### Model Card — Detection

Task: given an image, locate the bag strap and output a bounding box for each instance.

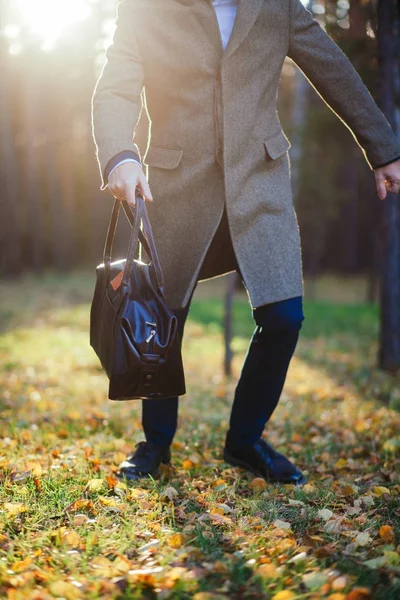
[103,197,151,267]
[103,192,165,292]
[124,195,165,290]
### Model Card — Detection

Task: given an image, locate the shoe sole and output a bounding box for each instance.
[116,460,171,482]
[223,449,307,486]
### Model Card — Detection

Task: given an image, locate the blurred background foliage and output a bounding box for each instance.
[0,0,399,368]
[0,0,393,293]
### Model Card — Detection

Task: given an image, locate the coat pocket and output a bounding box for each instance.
[144,145,184,169]
[264,130,291,160]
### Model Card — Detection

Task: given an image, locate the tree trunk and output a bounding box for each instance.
[377,0,400,372]
[223,272,237,377]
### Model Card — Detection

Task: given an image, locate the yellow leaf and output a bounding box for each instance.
[379,525,394,542]
[182,460,195,470]
[213,478,227,488]
[49,580,83,600]
[11,557,32,573]
[210,506,225,515]
[98,496,118,507]
[256,563,279,578]
[334,458,348,469]
[86,479,105,492]
[113,556,132,573]
[271,591,295,600]
[373,486,390,497]
[327,594,346,600]
[25,461,43,477]
[302,483,316,494]
[61,530,82,548]
[4,503,28,518]
[167,533,185,548]
[249,477,268,492]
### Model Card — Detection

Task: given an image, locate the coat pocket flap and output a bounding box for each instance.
[264,130,291,160]
[144,145,184,169]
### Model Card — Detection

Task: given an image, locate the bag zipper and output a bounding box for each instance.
[145,321,157,353]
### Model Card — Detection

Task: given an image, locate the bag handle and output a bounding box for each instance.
[103,192,164,292]
[104,195,150,267]
[123,194,165,291]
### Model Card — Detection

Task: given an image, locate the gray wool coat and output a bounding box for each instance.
[91,0,400,310]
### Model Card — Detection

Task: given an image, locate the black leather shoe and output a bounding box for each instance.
[116,440,171,481]
[223,437,306,486]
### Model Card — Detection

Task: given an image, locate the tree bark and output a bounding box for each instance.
[377,0,400,372]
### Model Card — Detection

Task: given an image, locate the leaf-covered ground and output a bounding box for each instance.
[0,271,399,600]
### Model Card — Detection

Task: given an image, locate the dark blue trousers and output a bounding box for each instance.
[142,207,305,448]
[142,288,304,449]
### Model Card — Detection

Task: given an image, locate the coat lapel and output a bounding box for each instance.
[177,0,265,61]
[222,0,265,60]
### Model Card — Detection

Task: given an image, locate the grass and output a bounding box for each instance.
[0,269,399,600]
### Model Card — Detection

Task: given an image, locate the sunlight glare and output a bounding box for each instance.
[15,0,91,50]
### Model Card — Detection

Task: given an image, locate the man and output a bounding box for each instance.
[91,0,400,485]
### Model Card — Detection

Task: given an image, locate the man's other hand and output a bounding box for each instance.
[374,158,400,200]
[108,161,153,206]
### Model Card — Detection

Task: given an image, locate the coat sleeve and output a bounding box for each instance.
[286,0,400,170]
[91,0,144,190]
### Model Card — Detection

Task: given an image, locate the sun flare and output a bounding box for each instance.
[14,0,92,50]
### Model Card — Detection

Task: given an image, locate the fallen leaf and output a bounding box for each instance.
[249,477,268,492]
[167,533,185,548]
[4,503,28,518]
[372,486,390,497]
[302,571,328,590]
[49,580,83,600]
[256,563,280,577]
[346,587,371,600]
[355,532,371,547]
[273,519,292,530]
[271,591,296,600]
[379,525,394,543]
[160,486,179,501]
[318,509,333,521]
[85,479,105,492]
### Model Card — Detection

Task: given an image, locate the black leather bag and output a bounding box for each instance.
[89,192,186,400]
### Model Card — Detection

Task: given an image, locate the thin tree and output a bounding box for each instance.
[377,0,400,372]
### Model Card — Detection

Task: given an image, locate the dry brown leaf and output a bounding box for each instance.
[256,563,279,578]
[379,524,394,542]
[25,461,43,477]
[49,580,83,600]
[346,587,371,600]
[249,477,268,492]
[209,513,233,526]
[61,530,82,548]
[65,499,95,513]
